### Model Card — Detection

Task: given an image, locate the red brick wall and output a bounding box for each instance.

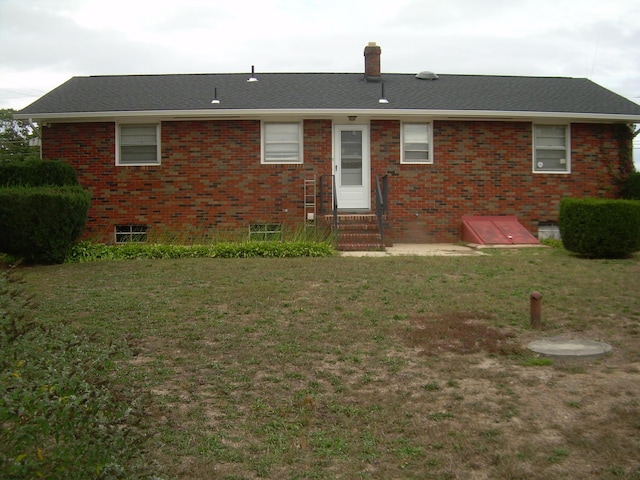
[42,119,332,243]
[42,118,623,244]
[371,120,623,242]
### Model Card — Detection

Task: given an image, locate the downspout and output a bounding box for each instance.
[28,118,42,159]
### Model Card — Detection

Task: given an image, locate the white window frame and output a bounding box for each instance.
[115,224,148,243]
[533,124,570,174]
[401,122,433,164]
[261,122,303,164]
[116,123,161,166]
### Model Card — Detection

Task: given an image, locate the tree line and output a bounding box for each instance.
[0,108,40,162]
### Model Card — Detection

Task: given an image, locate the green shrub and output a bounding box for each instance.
[559,197,640,258]
[67,240,336,262]
[0,187,91,264]
[621,171,640,200]
[540,238,564,249]
[0,159,78,187]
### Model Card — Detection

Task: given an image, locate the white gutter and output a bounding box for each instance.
[14,108,640,123]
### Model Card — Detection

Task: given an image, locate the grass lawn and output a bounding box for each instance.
[15,247,640,479]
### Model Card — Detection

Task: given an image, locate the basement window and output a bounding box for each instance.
[115,224,148,243]
[249,223,283,241]
[537,222,561,240]
[117,124,161,166]
[533,125,570,173]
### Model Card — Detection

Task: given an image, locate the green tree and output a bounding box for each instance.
[0,108,40,162]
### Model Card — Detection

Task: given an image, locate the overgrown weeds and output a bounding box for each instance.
[0,272,153,479]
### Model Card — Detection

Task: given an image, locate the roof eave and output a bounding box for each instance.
[14,108,640,123]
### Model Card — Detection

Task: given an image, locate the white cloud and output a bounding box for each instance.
[1,0,639,109]
[1,0,639,167]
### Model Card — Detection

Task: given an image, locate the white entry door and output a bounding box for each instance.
[334,125,370,210]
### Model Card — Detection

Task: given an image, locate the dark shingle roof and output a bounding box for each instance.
[17,72,640,119]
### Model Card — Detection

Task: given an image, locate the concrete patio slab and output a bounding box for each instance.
[340,243,485,257]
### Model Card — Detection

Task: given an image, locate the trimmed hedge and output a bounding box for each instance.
[0,186,91,264]
[0,159,78,187]
[621,171,640,200]
[559,197,640,258]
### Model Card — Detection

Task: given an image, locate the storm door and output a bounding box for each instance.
[334,125,370,210]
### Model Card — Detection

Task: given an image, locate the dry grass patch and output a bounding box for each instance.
[14,249,640,479]
[402,311,524,356]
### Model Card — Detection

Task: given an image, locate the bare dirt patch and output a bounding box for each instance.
[403,312,524,356]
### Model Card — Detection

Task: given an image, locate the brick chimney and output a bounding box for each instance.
[364,42,381,82]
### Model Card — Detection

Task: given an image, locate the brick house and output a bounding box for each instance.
[15,43,640,248]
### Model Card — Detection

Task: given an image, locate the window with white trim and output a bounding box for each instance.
[117,124,160,166]
[533,124,570,173]
[115,225,148,243]
[262,122,302,163]
[249,223,283,241]
[401,123,432,164]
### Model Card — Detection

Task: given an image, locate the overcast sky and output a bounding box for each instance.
[2,0,640,163]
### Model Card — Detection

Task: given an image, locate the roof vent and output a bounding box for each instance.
[416,71,439,81]
[247,65,258,82]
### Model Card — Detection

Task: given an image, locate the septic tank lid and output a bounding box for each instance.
[527,338,612,359]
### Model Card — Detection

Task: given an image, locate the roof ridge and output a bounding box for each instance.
[82,71,583,80]
[77,71,592,82]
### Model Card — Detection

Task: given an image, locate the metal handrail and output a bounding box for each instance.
[319,174,338,230]
[375,175,388,246]
[331,174,338,230]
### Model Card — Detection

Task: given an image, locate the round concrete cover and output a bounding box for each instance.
[528,338,612,358]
